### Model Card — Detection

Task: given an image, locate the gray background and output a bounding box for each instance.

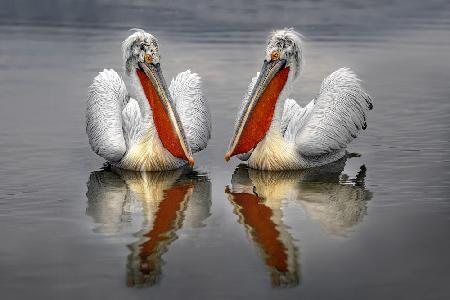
[0,0,449,299]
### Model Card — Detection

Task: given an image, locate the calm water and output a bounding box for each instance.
[1,1,449,299]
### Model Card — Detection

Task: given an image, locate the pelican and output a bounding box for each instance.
[225,28,373,171]
[86,29,211,171]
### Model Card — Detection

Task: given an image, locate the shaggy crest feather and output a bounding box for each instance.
[266,28,304,78]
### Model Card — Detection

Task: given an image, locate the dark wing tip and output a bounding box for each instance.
[366,97,373,110]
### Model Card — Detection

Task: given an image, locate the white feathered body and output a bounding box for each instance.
[86,69,211,171]
[238,68,373,171]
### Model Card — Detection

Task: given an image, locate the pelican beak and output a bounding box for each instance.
[137,61,194,166]
[225,59,289,160]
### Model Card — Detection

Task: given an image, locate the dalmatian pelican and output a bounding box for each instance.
[86,29,211,171]
[225,28,373,171]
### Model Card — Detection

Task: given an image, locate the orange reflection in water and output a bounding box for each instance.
[229,191,288,273]
[127,184,193,287]
[138,185,192,275]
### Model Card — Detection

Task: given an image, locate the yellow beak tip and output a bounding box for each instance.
[188,157,195,167]
[224,152,231,162]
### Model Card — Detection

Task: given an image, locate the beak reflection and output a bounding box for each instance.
[225,158,371,287]
[86,165,211,287]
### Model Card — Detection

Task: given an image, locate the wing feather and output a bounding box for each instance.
[86,69,128,162]
[122,98,145,148]
[169,70,211,153]
[294,68,373,156]
[281,98,314,143]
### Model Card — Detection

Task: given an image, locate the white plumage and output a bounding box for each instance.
[230,29,373,170]
[86,69,128,162]
[289,68,372,157]
[86,30,211,171]
[169,70,211,153]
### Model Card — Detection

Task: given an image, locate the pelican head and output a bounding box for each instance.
[225,28,303,161]
[122,29,194,167]
[264,28,303,79]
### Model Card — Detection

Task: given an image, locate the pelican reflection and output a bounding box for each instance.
[86,166,211,287]
[226,158,371,287]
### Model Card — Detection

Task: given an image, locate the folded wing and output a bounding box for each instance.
[169,70,211,153]
[86,69,128,162]
[293,68,373,156]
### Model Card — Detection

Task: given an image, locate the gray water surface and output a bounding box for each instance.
[1,1,450,299]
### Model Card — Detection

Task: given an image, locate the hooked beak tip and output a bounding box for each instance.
[188,157,195,167]
[224,152,231,162]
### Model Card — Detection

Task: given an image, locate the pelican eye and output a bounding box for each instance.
[271,51,280,61]
[144,53,153,64]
